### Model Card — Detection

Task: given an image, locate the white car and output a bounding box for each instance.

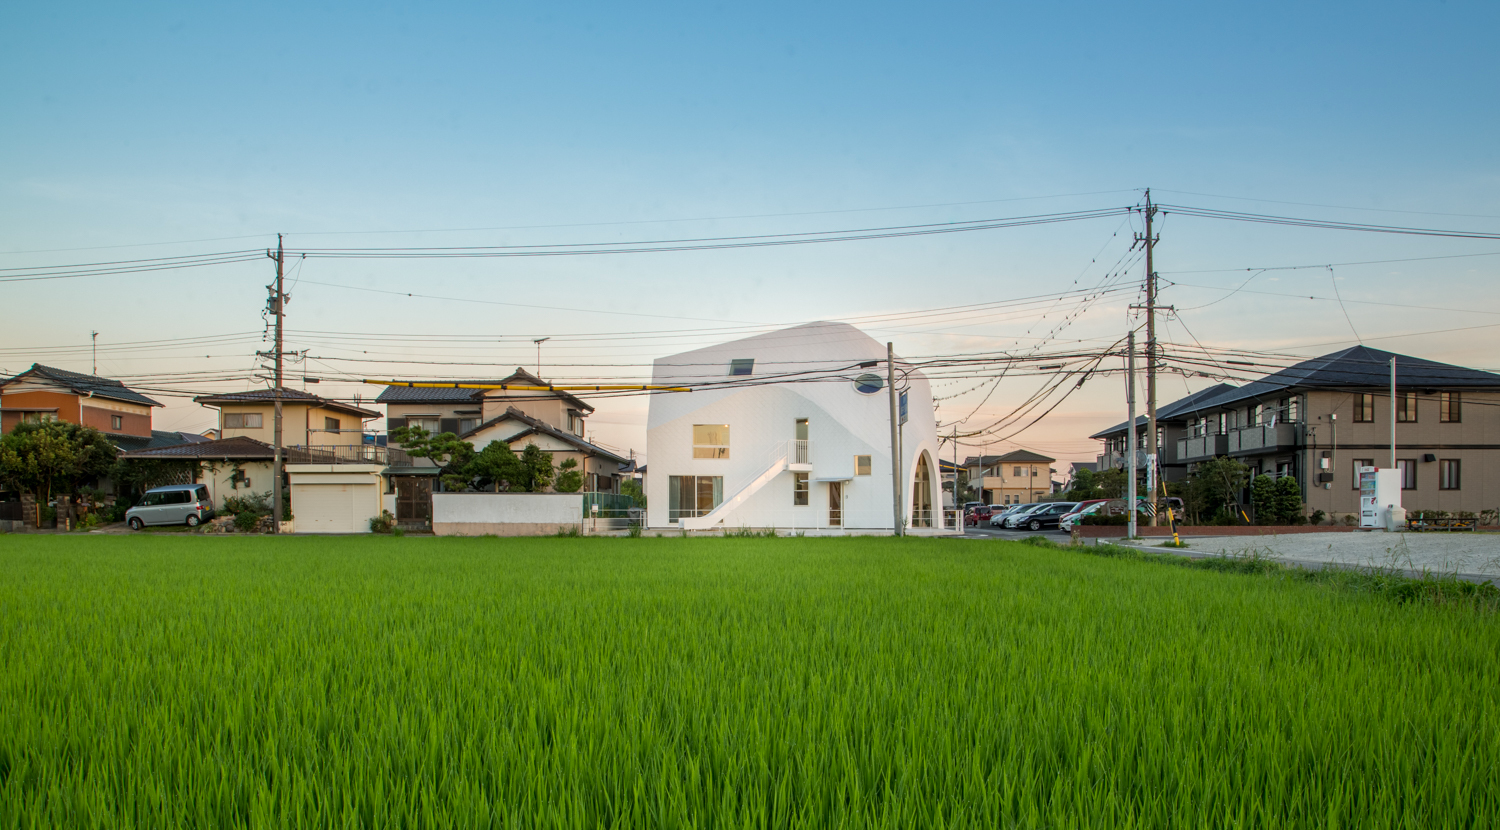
[1057,502,1106,532]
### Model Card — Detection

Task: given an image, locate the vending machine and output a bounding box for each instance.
[1358,466,1402,529]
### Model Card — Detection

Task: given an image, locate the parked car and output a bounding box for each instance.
[126,484,215,530]
[987,504,1029,527]
[1008,501,1078,531]
[1000,502,1051,529]
[1058,501,1110,532]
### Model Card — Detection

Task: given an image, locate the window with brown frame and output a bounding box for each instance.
[1440,392,1461,423]
[1439,459,1461,490]
[1353,394,1374,423]
[1396,391,1417,423]
[1396,459,1416,490]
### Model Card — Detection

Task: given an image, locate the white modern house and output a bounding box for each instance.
[645,321,946,533]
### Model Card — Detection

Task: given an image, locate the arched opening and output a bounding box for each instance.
[911,451,934,528]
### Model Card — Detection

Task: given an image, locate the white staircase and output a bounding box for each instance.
[680,440,807,529]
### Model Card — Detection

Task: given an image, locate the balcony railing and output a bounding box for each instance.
[1177,433,1229,462]
[286,444,413,466]
[1227,423,1300,456]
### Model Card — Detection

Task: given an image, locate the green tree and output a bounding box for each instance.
[553,458,584,493]
[620,478,646,507]
[1272,475,1305,525]
[390,425,476,492]
[466,440,526,492]
[1250,474,1278,525]
[1095,467,1127,499]
[1065,467,1103,501]
[0,420,118,511]
[1183,456,1249,524]
[517,443,556,492]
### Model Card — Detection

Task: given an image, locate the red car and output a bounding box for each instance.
[965,505,996,526]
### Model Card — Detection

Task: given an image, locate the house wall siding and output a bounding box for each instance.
[1,390,80,432]
[81,404,152,437]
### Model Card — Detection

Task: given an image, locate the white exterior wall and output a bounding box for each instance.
[432,493,582,536]
[645,322,943,531]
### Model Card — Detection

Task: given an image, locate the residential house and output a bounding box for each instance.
[645,321,944,532]
[193,388,380,449]
[118,436,281,506]
[461,406,630,493]
[1089,383,1237,483]
[1,363,162,444]
[378,368,594,439]
[961,450,1056,505]
[1132,346,1500,519]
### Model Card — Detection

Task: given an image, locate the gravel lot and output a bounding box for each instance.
[1137,531,1500,581]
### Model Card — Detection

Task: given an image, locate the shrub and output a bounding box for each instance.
[369,510,396,534]
[233,512,260,532]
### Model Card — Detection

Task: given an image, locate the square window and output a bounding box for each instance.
[325,416,340,431]
[692,424,730,459]
[728,359,755,377]
[854,455,872,476]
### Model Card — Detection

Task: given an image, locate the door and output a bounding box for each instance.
[828,481,843,527]
[396,477,433,523]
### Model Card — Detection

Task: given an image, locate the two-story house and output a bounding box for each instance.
[377,368,594,439]
[961,450,1056,506]
[1,363,162,440]
[1157,346,1500,519]
[1089,383,1236,483]
[193,388,381,450]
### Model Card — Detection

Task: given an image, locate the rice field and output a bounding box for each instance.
[0,535,1496,828]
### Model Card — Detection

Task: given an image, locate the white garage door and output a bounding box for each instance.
[295,483,377,533]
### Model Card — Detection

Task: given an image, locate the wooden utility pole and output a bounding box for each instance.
[888,342,903,536]
[1139,191,1160,525]
[270,235,285,534]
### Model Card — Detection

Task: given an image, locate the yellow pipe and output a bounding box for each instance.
[362,380,691,392]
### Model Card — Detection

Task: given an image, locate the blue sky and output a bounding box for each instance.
[3,1,1497,463]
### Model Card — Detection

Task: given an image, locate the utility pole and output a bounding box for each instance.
[90,331,99,375]
[888,342,903,536]
[1141,190,1160,525]
[270,235,286,535]
[1126,330,1138,539]
[952,425,959,530]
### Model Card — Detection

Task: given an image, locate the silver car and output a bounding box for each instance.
[126,484,216,530]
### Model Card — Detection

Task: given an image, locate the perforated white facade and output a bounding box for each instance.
[645,322,944,533]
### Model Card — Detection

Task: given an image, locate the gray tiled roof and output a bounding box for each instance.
[1174,346,1500,414]
[459,406,629,464]
[112,430,213,454]
[1088,383,1237,439]
[120,436,277,460]
[2,364,163,407]
[373,368,595,412]
[193,387,381,419]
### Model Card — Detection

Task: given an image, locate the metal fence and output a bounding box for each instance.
[287,444,413,466]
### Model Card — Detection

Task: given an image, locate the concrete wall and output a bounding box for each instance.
[432,492,582,536]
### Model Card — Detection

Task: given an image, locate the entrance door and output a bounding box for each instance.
[396,477,433,523]
[828,481,843,527]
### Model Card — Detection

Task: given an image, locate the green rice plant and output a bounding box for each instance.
[0,535,1496,827]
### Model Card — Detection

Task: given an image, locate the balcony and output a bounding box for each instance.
[1177,433,1229,462]
[286,444,413,466]
[1227,424,1300,456]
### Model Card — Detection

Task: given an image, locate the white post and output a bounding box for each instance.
[1126,331,1138,539]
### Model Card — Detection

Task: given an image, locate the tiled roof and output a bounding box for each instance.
[1088,383,1238,439]
[120,436,278,460]
[460,406,629,464]
[112,430,207,454]
[1174,346,1500,414]
[961,449,1056,466]
[373,368,595,412]
[1,364,163,407]
[193,387,381,419]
